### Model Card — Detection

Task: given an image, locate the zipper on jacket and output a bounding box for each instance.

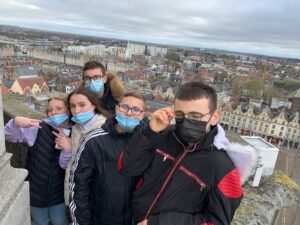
[156,149,175,162]
[179,166,206,190]
[144,150,188,220]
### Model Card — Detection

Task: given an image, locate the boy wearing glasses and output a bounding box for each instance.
[120,81,256,225]
[82,60,125,114]
[69,90,146,225]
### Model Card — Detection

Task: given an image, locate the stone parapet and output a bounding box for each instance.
[0,92,31,225]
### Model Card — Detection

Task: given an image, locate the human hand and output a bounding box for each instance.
[53,128,72,150]
[149,107,174,133]
[13,116,41,128]
[137,219,148,225]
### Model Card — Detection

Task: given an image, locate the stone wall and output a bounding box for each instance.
[0,92,31,225]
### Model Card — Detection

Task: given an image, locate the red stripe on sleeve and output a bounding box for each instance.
[217,168,243,198]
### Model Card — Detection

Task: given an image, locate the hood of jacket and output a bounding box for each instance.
[206,124,258,185]
[106,72,125,102]
[225,142,258,185]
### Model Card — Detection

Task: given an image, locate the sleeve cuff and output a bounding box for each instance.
[9,119,20,129]
[61,149,72,156]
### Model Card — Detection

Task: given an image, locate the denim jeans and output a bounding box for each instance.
[30,203,68,225]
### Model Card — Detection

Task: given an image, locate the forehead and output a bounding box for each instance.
[48,99,66,107]
[174,98,210,113]
[83,68,103,76]
[120,96,144,108]
[69,94,90,104]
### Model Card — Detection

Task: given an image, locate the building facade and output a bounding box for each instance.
[221,104,300,149]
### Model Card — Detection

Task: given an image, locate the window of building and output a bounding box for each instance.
[279,132,282,136]
[281,127,284,130]
[271,130,274,134]
[272,125,276,129]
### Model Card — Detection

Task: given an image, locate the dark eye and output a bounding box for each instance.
[120,104,129,111]
[132,106,142,114]
[189,113,203,120]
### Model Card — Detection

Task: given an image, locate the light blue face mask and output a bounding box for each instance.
[71,110,94,125]
[115,113,141,132]
[85,79,104,93]
[46,114,69,127]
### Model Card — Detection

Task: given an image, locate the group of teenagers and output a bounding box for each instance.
[5,60,257,225]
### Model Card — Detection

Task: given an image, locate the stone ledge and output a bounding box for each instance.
[2,93,44,120]
[232,171,300,225]
[0,153,28,215]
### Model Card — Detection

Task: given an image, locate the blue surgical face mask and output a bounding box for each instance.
[46,114,69,127]
[85,80,104,93]
[115,113,141,132]
[71,110,94,125]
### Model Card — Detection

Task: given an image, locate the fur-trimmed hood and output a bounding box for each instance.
[225,142,258,185]
[106,72,125,102]
[215,125,258,185]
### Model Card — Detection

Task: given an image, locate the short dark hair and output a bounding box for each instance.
[83,61,106,75]
[175,81,217,111]
[67,87,110,117]
[119,90,145,107]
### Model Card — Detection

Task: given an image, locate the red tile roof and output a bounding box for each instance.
[15,76,47,90]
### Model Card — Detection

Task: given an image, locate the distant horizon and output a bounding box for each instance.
[0,0,300,60]
[1,23,299,61]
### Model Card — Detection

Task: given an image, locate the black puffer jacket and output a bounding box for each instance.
[120,125,243,225]
[27,121,65,207]
[69,117,142,225]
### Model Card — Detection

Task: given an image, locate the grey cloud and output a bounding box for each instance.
[0,0,300,58]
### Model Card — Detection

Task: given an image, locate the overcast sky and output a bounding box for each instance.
[1,0,300,59]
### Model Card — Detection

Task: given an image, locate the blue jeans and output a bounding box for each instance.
[30,203,68,225]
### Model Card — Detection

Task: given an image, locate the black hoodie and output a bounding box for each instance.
[69,116,143,225]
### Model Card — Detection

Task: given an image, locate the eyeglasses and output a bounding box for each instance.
[175,110,213,121]
[118,104,144,115]
[84,75,105,83]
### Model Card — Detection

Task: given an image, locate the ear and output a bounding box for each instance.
[102,75,108,84]
[210,110,221,126]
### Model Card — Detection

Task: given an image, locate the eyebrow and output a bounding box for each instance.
[70,101,86,105]
[175,110,203,114]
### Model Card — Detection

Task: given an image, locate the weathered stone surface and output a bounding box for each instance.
[2,93,44,120]
[0,92,31,225]
[232,171,300,225]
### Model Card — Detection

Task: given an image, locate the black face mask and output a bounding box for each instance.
[175,118,208,144]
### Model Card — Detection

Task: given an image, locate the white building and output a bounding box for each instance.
[147,45,167,57]
[271,97,292,109]
[106,46,126,58]
[126,42,146,57]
